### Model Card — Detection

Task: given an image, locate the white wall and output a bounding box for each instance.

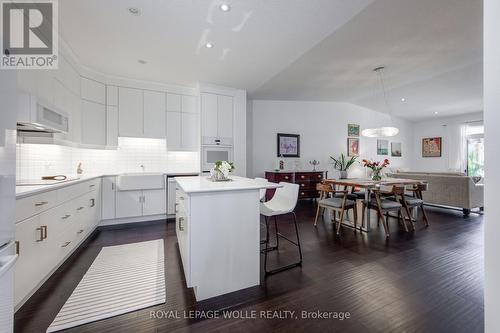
[411,112,483,172]
[249,100,414,178]
[484,0,500,331]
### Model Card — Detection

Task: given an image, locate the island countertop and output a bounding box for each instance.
[175,175,281,194]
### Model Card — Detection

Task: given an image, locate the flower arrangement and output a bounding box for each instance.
[210,161,235,181]
[362,158,390,181]
[330,153,357,179]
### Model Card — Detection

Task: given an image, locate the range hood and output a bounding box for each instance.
[16,94,69,134]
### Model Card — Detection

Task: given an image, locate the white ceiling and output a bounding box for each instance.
[59,0,373,90]
[59,0,483,121]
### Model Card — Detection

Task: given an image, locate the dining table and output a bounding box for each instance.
[323,177,426,232]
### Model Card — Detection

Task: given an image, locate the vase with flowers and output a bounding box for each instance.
[362,158,390,181]
[210,161,235,181]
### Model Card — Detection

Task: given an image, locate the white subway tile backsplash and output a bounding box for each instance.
[16,137,200,180]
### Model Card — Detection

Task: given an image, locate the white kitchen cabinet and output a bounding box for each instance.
[182,112,199,149]
[201,93,218,139]
[81,100,106,146]
[201,93,233,146]
[143,90,166,138]
[167,94,199,151]
[166,111,182,148]
[143,189,166,216]
[101,176,116,220]
[116,190,143,218]
[167,93,181,112]
[217,95,233,142]
[118,87,143,137]
[182,95,197,114]
[14,215,43,306]
[106,105,118,148]
[81,77,105,104]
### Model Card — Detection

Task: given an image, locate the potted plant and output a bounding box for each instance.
[362,158,390,181]
[330,153,357,179]
[210,161,235,181]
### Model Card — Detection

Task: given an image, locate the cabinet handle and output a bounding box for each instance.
[62,214,71,219]
[301,175,305,179]
[143,195,146,203]
[36,227,44,242]
[284,176,289,180]
[111,183,115,190]
[42,225,48,239]
[61,241,71,248]
[175,203,178,213]
[301,184,305,187]
[77,229,84,234]
[35,201,48,207]
[15,241,20,255]
[77,206,84,211]
[179,217,184,231]
[179,196,185,201]
[90,198,95,207]
[89,184,95,188]
[301,192,305,196]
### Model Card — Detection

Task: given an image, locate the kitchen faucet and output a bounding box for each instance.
[140,164,145,172]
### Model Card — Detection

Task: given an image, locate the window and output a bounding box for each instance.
[466,123,484,177]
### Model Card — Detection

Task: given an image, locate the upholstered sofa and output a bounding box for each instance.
[387,172,484,216]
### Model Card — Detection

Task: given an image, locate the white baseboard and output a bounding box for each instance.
[99,214,168,226]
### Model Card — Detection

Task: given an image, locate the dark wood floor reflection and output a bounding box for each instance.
[14,202,484,333]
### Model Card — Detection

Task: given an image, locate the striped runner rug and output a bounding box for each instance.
[47,239,165,332]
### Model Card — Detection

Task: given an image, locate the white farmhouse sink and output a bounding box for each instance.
[117,173,165,191]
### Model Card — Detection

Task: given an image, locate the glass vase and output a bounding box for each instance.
[371,169,382,181]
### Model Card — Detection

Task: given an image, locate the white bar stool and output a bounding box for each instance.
[254,177,269,202]
[260,182,302,276]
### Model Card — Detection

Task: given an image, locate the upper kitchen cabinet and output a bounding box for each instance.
[81,100,106,146]
[143,90,166,138]
[118,87,143,138]
[118,88,166,139]
[80,76,106,147]
[81,77,106,104]
[105,86,119,148]
[166,94,199,151]
[201,93,233,146]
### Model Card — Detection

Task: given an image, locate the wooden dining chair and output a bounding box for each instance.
[397,183,429,229]
[363,185,411,238]
[314,182,357,235]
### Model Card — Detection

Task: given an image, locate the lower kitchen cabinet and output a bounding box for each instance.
[116,191,143,218]
[115,189,166,218]
[14,179,101,308]
[143,189,166,216]
[101,176,116,220]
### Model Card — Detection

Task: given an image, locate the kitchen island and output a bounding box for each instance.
[175,176,280,301]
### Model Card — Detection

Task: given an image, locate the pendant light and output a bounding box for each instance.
[361,66,400,138]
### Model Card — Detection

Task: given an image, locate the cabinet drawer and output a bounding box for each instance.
[16,190,59,222]
[311,173,324,181]
[298,190,318,198]
[275,173,293,182]
[297,181,315,190]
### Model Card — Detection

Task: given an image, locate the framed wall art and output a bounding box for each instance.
[422,137,442,157]
[347,138,359,156]
[277,133,300,157]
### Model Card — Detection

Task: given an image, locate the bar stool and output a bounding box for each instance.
[254,177,269,202]
[260,182,302,276]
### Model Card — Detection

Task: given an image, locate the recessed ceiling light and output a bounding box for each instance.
[219,3,231,12]
[434,111,439,115]
[205,42,214,48]
[401,98,406,102]
[128,7,141,16]
[138,59,147,64]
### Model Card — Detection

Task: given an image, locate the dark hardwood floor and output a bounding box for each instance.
[14,202,484,333]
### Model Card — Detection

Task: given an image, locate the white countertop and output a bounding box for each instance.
[16,172,199,199]
[175,176,281,194]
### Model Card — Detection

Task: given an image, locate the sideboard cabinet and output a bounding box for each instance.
[264,171,327,201]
